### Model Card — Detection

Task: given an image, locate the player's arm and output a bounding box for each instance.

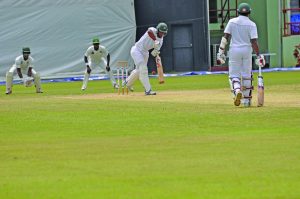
[219,33,230,52]
[149,29,161,50]
[27,58,34,77]
[106,53,110,72]
[251,39,260,55]
[27,67,32,77]
[84,55,91,74]
[148,29,156,41]
[250,24,265,67]
[251,39,265,67]
[217,33,230,64]
[148,29,161,57]
[84,55,88,64]
[252,39,265,67]
[17,68,23,78]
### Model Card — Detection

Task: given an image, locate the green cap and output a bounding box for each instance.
[238,3,251,14]
[92,37,100,44]
[157,22,168,34]
[22,47,31,54]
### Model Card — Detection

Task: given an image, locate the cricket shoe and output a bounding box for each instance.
[145,90,156,95]
[234,91,242,106]
[122,81,134,92]
[127,86,134,92]
[242,99,251,107]
[114,83,119,89]
[127,85,134,92]
[5,90,12,95]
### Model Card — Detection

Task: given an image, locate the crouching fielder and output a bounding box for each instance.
[6,47,42,94]
[217,3,265,107]
[81,37,118,90]
[125,22,168,95]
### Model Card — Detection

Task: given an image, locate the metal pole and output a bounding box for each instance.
[279,0,284,67]
[236,0,238,16]
[207,0,212,70]
[227,0,230,19]
[220,0,224,28]
[283,0,287,36]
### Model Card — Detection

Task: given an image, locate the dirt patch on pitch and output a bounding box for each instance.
[60,90,229,104]
[58,89,300,107]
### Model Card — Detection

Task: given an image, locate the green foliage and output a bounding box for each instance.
[0,71,300,199]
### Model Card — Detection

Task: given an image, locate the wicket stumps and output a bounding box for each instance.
[116,61,129,95]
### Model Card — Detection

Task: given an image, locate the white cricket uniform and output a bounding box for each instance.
[225,15,258,77]
[82,45,116,89]
[126,27,164,92]
[224,15,258,105]
[8,55,36,74]
[6,55,42,93]
[85,45,108,67]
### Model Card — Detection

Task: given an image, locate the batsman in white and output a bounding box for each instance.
[81,37,118,90]
[5,47,43,94]
[124,22,168,95]
[217,3,265,107]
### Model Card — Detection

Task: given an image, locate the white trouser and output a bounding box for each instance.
[6,65,42,93]
[126,46,151,92]
[228,46,252,78]
[82,58,116,89]
[228,46,253,104]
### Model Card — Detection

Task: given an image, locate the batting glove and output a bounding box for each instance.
[255,55,265,67]
[151,49,160,57]
[106,66,110,72]
[217,52,226,65]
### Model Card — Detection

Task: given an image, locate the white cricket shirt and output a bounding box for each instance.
[15,55,34,70]
[224,15,258,48]
[135,27,164,53]
[85,45,108,64]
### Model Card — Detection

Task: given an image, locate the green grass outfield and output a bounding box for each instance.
[0,71,300,199]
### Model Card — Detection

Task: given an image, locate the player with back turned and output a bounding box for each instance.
[217,3,265,107]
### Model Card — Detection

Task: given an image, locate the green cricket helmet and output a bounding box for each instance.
[156,22,168,35]
[238,3,251,14]
[92,37,100,44]
[22,47,31,54]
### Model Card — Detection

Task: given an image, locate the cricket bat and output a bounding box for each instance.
[257,65,264,107]
[155,55,165,84]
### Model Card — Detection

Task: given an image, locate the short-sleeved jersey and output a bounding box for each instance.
[135,27,164,53]
[85,45,108,64]
[15,55,34,70]
[224,15,258,48]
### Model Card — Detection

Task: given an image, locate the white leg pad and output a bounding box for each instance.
[6,72,13,93]
[139,65,151,92]
[82,72,90,90]
[229,77,241,96]
[126,69,139,87]
[241,75,253,106]
[33,72,42,92]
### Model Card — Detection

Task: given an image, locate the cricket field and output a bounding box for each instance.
[0,71,299,199]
